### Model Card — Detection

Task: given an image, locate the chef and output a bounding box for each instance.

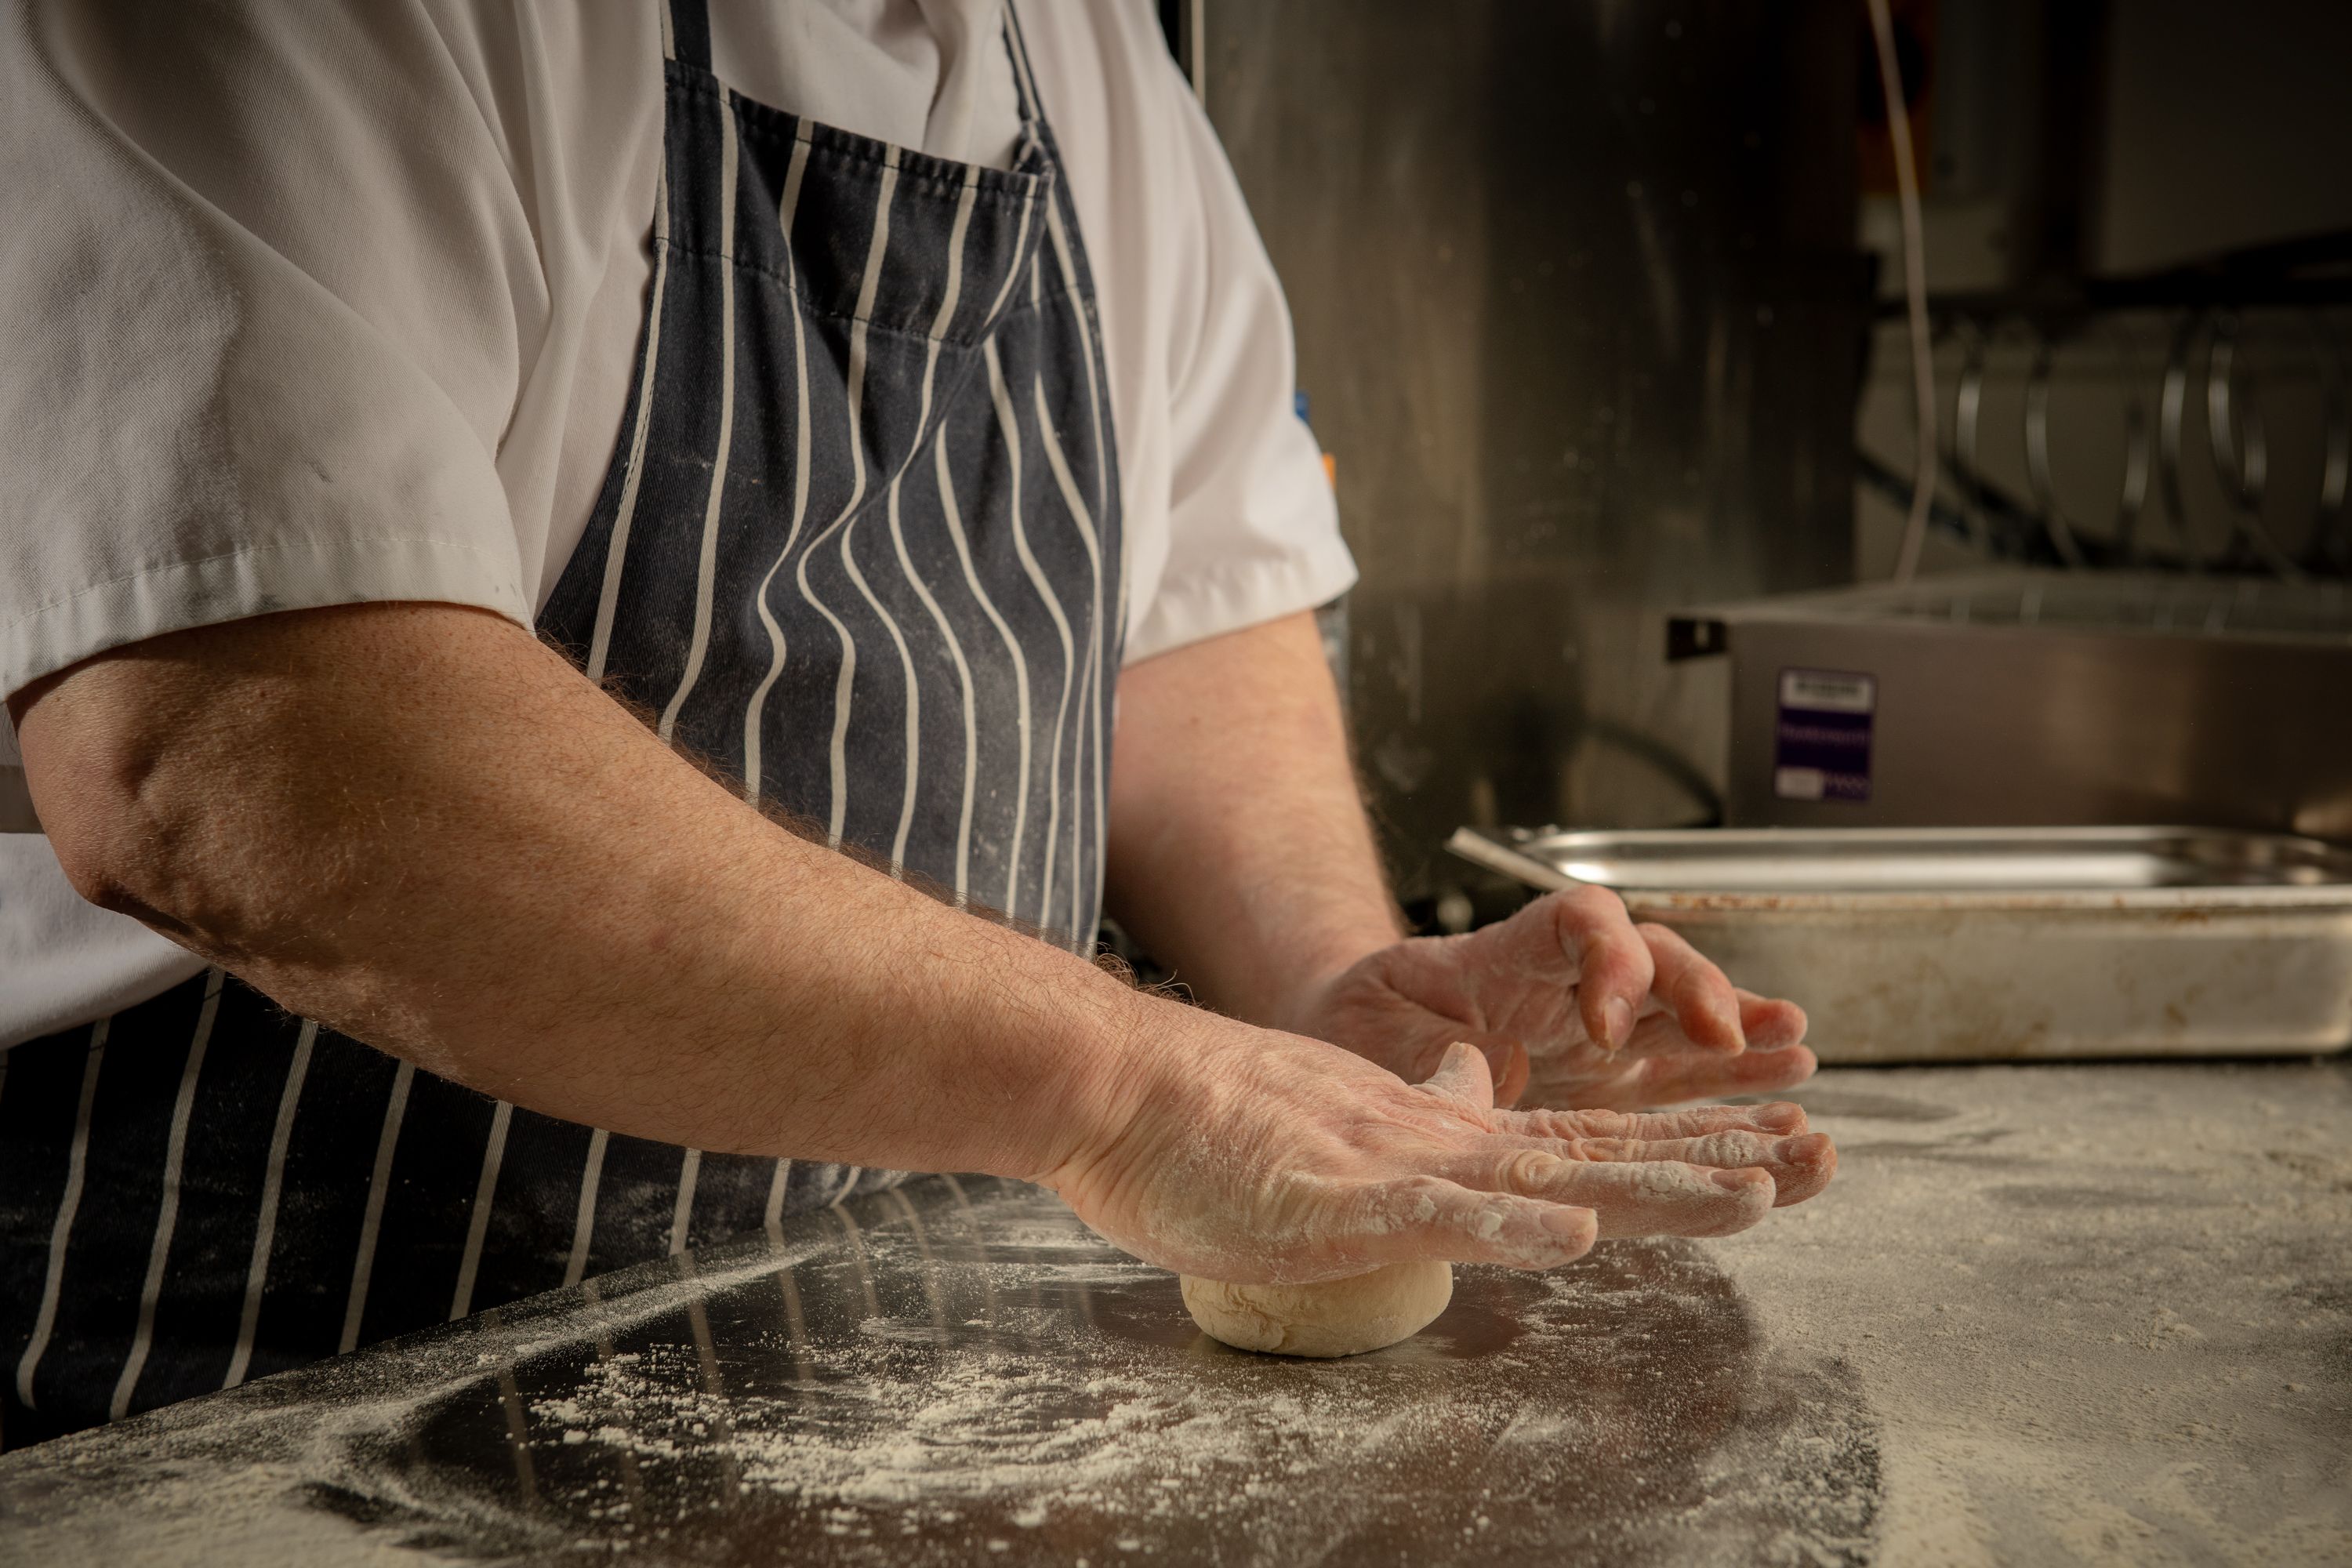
[0,0,1833,1446]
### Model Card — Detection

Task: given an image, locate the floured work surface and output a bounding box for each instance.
[2,1058,2348,1566]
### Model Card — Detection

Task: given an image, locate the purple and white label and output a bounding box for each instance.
[1773,668,1875,803]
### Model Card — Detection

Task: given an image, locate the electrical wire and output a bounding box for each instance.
[1867,0,1936,583]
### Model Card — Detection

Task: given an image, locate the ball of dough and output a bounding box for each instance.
[1180,1261,1454,1358]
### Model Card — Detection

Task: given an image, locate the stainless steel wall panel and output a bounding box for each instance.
[1203,2,1867,895]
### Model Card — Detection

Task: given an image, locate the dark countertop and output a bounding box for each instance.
[2,1058,2347,1566]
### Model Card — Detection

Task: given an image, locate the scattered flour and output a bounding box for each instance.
[1,1061,2346,1566]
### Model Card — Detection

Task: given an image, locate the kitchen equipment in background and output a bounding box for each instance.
[1450,823,2352,1062]
[1667,568,2352,836]
[1857,246,2352,578]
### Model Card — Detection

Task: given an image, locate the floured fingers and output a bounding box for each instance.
[1560,1128,1835,1207]
[1619,986,1808,1058]
[1510,1099,1810,1142]
[1431,1145,1776,1240]
[1634,922,1747,1052]
[1325,1174,1600,1274]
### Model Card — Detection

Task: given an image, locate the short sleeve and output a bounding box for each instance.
[1120,53,1356,665]
[0,2,544,708]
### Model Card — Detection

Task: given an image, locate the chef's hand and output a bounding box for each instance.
[1278,886,1822,1113]
[1047,1014,1833,1287]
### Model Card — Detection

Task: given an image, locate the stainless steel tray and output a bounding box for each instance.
[1449,825,2352,1062]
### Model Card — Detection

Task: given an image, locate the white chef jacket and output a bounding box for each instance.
[0,0,1355,1046]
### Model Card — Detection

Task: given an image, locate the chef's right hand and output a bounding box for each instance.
[1041,1004,1833,1287]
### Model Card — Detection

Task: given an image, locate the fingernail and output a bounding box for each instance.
[1603,998,1634,1047]
[1711,1169,1765,1193]
[1711,995,1746,1047]
[1754,1104,1806,1133]
[1541,1207,1594,1237]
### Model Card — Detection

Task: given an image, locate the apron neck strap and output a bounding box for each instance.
[1001,1,1044,129]
[663,0,713,72]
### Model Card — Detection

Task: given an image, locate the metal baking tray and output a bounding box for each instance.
[1448,825,2352,1062]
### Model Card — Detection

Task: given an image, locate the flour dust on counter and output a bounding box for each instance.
[0,1234,851,1568]
[0,1171,1883,1566]
[1706,1060,2352,1566]
[3,1061,2346,1566]
[373,1181,1878,1566]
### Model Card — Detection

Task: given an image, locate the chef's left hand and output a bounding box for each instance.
[1282,886,1819,1112]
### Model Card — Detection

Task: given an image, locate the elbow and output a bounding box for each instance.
[13,662,208,938]
[38,783,163,926]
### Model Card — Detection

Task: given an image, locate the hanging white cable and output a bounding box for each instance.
[1867,0,1936,583]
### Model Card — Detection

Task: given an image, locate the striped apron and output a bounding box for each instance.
[0,0,1122,1450]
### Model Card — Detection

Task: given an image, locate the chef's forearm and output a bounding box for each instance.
[1103,610,1402,1029]
[13,601,1156,1182]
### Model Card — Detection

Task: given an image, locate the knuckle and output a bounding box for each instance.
[1269,1171,1343,1229]
[1501,1149,1566,1188]
[1465,1193,1525,1241]
[1563,885,1628,920]
[1695,1132,1766,1167]
[1367,1175,1451,1229]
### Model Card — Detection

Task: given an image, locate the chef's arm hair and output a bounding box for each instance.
[1103,608,1403,1032]
[11,601,1172,1181]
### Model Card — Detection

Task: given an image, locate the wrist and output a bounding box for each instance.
[1258,920,1397,1036]
[1022,978,1242,1213]
[1000,966,1180,1189]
